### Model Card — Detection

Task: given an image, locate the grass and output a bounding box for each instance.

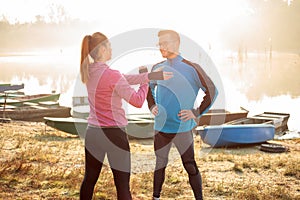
[0,121,300,199]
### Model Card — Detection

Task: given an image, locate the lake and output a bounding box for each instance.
[1,49,299,131]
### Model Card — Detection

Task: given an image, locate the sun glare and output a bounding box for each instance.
[1,0,251,25]
[0,0,253,51]
[195,0,252,45]
[0,0,49,23]
[201,0,251,23]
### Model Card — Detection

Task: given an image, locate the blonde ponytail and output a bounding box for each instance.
[80,32,108,84]
[80,35,91,83]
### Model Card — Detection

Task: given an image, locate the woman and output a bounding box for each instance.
[79,32,172,200]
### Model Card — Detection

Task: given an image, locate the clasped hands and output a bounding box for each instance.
[139,66,173,80]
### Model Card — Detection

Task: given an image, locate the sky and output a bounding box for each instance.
[0,0,251,23]
[0,0,255,49]
[0,0,295,50]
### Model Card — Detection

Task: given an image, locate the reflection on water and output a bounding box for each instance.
[0,51,77,105]
[1,51,299,131]
[218,51,300,100]
[215,51,300,131]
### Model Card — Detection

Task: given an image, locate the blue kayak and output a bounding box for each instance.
[197,124,275,147]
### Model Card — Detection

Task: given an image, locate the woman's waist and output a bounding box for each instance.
[88,114,128,127]
[88,123,126,129]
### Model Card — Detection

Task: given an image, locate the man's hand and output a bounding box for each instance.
[178,110,196,121]
[151,105,159,116]
[162,71,173,80]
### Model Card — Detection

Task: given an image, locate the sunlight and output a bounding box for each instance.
[283,0,293,6]
[193,0,253,50]
[1,0,299,132]
[1,0,252,38]
[0,0,254,54]
[0,0,49,23]
[200,0,252,23]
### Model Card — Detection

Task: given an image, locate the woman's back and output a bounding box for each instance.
[86,62,148,127]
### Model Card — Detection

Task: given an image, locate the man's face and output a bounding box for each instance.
[158,34,179,59]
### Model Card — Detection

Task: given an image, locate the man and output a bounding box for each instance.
[147,30,218,200]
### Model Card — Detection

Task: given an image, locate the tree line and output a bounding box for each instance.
[0,0,299,53]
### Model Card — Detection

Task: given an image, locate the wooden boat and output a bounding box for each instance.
[224,112,290,134]
[0,117,11,123]
[44,108,248,139]
[0,83,24,92]
[72,96,89,106]
[44,117,87,138]
[0,93,60,106]
[196,112,289,147]
[70,106,249,126]
[70,95,249,128]
[124,114,154,139]
[71,96,89,118]
[48,95,156,138]
[0,90,25,100]
[247,112,290,133]
[71,105,89,119]
[44,113,155,139]
[0,104,71,122]
[198,108,249,126]
[70,96,249,126]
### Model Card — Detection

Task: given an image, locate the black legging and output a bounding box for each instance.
[153,131,203,200]
[80,126,132,200]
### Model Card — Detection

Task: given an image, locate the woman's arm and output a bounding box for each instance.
[123,73,149,85]
[114,72,148,108]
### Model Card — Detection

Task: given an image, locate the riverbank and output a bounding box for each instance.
[0,121,299,199]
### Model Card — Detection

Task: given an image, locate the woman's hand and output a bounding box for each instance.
[139,66,148,73]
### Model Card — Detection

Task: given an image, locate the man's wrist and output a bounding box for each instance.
[148,71,164,80]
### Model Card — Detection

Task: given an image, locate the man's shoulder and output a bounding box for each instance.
[181,59,207,75]
[181,58,201,69]
[151,60,165,71]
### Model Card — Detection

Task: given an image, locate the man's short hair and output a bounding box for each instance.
[158,30,180,42]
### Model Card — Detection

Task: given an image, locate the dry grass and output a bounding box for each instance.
[0,121,300,200]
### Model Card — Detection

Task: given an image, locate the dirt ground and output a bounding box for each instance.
[0,121,299,199]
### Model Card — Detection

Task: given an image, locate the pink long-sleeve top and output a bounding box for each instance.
[86,62,149,127]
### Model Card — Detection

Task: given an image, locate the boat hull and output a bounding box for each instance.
[1,106,71,122]
[70,106,249,127]
[0,83,24,93]
[198,124,275,147]
[198,109,248,126]
[43,117,154,139]
[0,93,60,106]
[44,109,249,139]
[44,117,87,138]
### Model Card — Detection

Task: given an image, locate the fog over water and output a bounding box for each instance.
[1,49,299,131]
